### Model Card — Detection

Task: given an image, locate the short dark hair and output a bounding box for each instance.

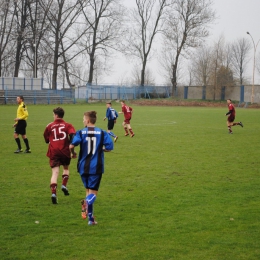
[227,99,232,101]
[18,95,24,101]
[84,110,97,124]
[53,107,65,118]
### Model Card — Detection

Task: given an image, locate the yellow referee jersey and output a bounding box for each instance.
[17,102,29,120]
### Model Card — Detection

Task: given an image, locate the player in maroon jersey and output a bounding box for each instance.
[43,107,76,204]
[118,100,135,137]
[225,99,243,134]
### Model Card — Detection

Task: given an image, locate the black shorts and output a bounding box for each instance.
[107,120,115,130]
[14,120,27,135]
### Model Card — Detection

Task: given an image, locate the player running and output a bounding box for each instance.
[70,111,113,225]
[103,101,119,142]
[118,100,135,137]
[43,107,76,204]
[225,99,243,134]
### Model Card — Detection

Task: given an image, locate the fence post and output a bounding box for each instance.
[202,86,206,100]
[240,85,244,103]
[184,86,188,99]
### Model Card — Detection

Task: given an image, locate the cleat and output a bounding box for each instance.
[114,136,118,143]
[51,194,58,204]
[14,149,23,153]
[124,133,129,136]
[24,149,31,153]
[81,199,87,219]
[229,132,233,134]
[131,133,135,138]
[88,219,98,225]
[61,185,69,196]
[239,122,243,127]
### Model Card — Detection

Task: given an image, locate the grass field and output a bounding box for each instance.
[0,102,260,260]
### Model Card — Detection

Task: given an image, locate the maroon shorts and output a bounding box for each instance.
[124,118,131,124]
[49,157,71,168]
[228,115,235,123]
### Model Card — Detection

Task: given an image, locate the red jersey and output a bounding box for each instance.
[43,119,76,159]
[228,103,235,117]
[121,104,132,120]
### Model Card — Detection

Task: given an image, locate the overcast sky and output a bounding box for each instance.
[104,0,260,85]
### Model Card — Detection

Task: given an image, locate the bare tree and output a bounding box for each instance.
[210,35,226,100]
[163,0,215,96]
[42,0,86,89]
[0,0,16,77]
[79,0,126,85]
[231,37,251,85]
[191,45,212,86]
[131,64,155,85]
[13,0,31,77]
[256,52,260,77]
[126,0,168,86]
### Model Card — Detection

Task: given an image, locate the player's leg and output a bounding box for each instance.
[127,122,134,137]
[108,120,118,142]
[123,121,129,136]
[61,165,70,196]
[227,117,233,134]
[232,122,243,127]
[86,189,98,225]
[50,164,59,204]
[85,174,102,225]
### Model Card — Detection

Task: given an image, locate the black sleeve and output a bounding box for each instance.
[225,111,231,116]
[69,133,75,143]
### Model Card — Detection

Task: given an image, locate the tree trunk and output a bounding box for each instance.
[88,52,95,84]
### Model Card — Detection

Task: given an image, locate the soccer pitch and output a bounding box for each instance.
[1,103,260,260]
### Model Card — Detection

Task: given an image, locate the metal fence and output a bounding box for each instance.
[1,77,260,104]
[0,89,75,105]
[75,84,171,101]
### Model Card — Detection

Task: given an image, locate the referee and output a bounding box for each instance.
[13,96,31,153]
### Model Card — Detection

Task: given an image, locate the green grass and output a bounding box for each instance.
[0,103,260,260]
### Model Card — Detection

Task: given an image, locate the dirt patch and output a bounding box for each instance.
[131,99,260,108]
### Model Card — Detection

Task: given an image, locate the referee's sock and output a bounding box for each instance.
[23,138,30,150]
[15,138,21,149]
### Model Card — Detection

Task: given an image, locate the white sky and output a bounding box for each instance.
[103,0,260,85]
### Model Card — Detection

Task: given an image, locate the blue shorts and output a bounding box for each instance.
[80,174,103,191]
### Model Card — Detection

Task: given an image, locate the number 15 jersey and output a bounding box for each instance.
[71,126,114,175]
[43,119,76,159]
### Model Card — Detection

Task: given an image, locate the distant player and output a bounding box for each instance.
[13,95,31,153]
[43,107,76,204]
[118,100,135,137]
[225,99,243,134]
[69,111,113,225]
[103,101,119,142]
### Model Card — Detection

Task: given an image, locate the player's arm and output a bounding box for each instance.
[225,109,233,116]
[69,144,77,158]
[43,128,50,143]
[69,133,75,143]
[103,131,114,152]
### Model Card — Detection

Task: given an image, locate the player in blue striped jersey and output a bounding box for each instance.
[70,111,113,225]
[103,101,119,142]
